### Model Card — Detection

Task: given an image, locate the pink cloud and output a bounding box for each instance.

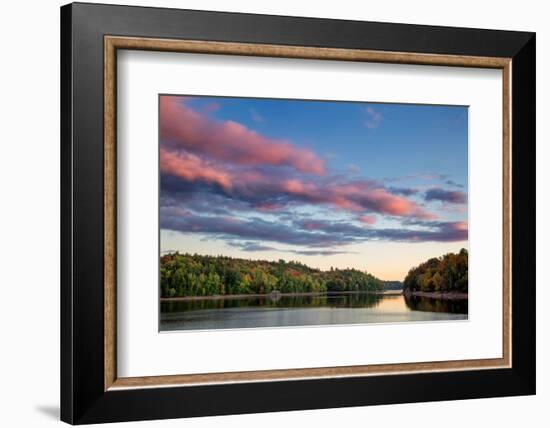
[452,221,468,231]
[276,179,435,219]
[331,184,436,219]
[300,221,325,231]
[333,184,414,216]
[160,150,437,220]
[160,96,326,175]
[159,96,438,221]
[255,202,286,212]
[160,148,233,190]
[358,215,377,225]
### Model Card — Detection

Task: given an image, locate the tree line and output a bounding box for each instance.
[160,252,385,298]
[382,280,403,291]
[403,248,468,294]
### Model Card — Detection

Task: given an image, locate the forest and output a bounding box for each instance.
[160,252,385,298]
[382,280,403,291]
[403,248,468,294]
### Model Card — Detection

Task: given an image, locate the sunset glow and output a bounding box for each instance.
[159,95,468,280]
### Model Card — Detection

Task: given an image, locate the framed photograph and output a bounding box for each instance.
[61,2,535,424]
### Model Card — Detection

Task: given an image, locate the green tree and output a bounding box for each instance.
[403,249,468,294]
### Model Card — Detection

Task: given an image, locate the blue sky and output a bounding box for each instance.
[190,96,467,185]
[159,95,468,280]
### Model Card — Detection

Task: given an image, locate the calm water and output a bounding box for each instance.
[160,293,468,331]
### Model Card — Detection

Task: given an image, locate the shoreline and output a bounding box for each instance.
[404,290,468,300]
[161,290,403,302]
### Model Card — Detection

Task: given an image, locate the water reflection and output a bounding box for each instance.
[162,292,384,313]
[160,292,468,331]
[404,293,468,314]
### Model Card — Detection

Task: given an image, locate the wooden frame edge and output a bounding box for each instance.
[105,35,511,68]
[110,357,508,390]
[104,37,117,390]
[103,35,512,391]
[502,61,512,369]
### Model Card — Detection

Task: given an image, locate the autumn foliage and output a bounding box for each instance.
[160,253,384,298]
[403,248,468,293]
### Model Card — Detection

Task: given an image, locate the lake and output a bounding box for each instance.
[160,293,468,331]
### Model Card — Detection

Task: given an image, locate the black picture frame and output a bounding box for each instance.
[61,2,535,424]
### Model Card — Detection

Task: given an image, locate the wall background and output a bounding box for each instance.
[0,1,545,426]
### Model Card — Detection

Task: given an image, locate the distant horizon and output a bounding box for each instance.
[159,247,468,283]
[160,95,468,280]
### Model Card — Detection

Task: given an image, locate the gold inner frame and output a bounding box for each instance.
[104,35,512,391]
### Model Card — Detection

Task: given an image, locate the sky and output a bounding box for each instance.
[159,95,468,280]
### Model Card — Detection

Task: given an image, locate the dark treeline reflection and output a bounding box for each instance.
[404,293,468,314]
[162,292,384,313]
